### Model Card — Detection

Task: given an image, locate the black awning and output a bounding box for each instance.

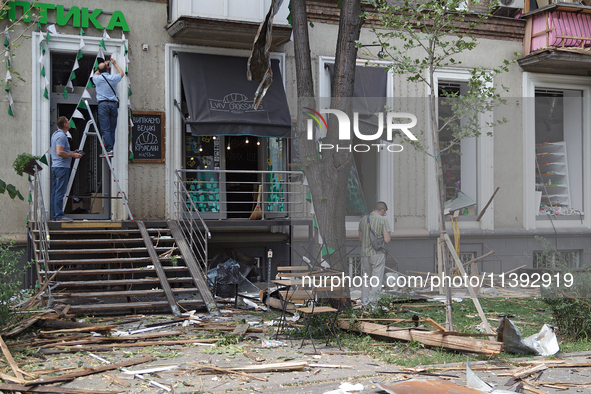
[178,52,291,138]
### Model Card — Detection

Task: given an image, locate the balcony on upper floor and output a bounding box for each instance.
[166,0,292,49]
[520,2,591,76]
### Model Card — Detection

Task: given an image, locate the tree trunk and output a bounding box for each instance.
[292,0,364,272]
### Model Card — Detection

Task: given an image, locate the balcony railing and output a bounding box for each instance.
[526,4,591,54]
[174,169,309,221]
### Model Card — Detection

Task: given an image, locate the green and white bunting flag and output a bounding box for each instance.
[99,39,106,51]
[69,118,76,129]
[79,37,85,50]
[97,48,105,60]
[82,89,92,99]
[77,100,88,110]
[72,109,85,119]
[47,25,57,35]
[62,88,68,99]
[103,29,111,39]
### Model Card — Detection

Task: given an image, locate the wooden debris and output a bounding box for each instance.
[0,384,120,394]
[20,268,62,310]
[243,350,265,362]
[230,360,308,373]
[498,364,547,379]
[193,365,268,381]
[338,320,503,355]
[3,316,42,337]
[24,356,156,386]
[522,382,552,394]
[310,364,354,369]
[103,373,131,387]
[0,335,24,381]
[40,324,119,334]
[232,323,250,335]
[0,371,27,384]
[42,338,219,353]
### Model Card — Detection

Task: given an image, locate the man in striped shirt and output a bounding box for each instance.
[358,201,392,306]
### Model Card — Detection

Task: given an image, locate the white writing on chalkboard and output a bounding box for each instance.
[133,116,161,124]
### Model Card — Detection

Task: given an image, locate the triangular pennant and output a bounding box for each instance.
[66,130,72,138]
[82,89,92,99]
[5,70,11,81]
[4,29,11,40]
[77,50,82,60]
[38,53,44,65]
[77,100,87,110]
[124,44,128,55]
[69,118,76,129]
[5,58,9,68]
[39,154,48,165]
[72,109,85,119]
[128,87,133,96]
[8,92,13,106]
[41,42,45,55]
[73,58,79,71]
[313,217,318,229]
[121,33,126,41]
[47,24,57,34]
[129,118,134,128]
[4,81,9,92]
[102,29,110,39]
[45,75,50,85]
[128,108,133,117]
[321,245,336,257]
[7,105,13,116]
[93,58,99,71]
[125,65,128,76]
[306,190,312,203]
[37,22,41,31]
[97,48,104,60]
[80,28,85,36]
[3,36,8,47]
[86,79,94,88]
[99,39,106,51]
[66,80,73,91]
[62,88,68,99]
[40,66,45,77]
[46,31,51,42]
[125,53,129,64]
[69,70,76,80]
[78,37,85,50]
[43,87,49,99]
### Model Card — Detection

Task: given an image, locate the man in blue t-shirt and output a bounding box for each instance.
[92,58,124,156]
[50,116,82,221]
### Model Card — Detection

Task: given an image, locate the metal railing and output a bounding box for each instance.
[173,171,211,273]
[175,169,309,221]
[28,167,51,295]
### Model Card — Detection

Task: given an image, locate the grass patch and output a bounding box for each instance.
[337,295,591,367]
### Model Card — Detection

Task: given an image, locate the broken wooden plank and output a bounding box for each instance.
[138,220,180,316]
[40,324,118,334]
[0,371,27,384]
[0,335,24,381]
[3,316,41,337]
[310,364,354,369]
[498,364,547,379]
[192,365,268,381]
[21,268,62,310]
[444,233,493,335]
[230,360,308,373]
[232,323,250,335]
[103,373,131,388]
[243,351,265,362]
[0,383,120,394]
[338,320,502,355]
[24,356,156,386]
[49,338,219,351]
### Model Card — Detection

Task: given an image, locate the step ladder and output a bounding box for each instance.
[63,100,133,221]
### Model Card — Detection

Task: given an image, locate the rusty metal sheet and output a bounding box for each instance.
[377,379,484,394]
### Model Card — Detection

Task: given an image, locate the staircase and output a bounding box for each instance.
[32,220,217,316]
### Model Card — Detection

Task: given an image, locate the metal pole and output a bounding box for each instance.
[267,249,273,309]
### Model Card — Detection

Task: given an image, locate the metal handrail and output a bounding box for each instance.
[176,169,308,221]
[173,170,211,273]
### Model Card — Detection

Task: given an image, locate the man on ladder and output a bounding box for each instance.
[92,58,124,157]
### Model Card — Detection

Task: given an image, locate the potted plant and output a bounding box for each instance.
[13,153,42,176]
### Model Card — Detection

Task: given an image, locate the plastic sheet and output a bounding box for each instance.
[497,316,559,356]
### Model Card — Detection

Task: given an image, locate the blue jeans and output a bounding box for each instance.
[51,167,70,220]
[97,101,119,152]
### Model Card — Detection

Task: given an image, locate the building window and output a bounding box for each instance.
[533,250,580,269]
[535,89,583,217]
[438,81,478,211]
[523,72,591,230]
[427,69,494,231]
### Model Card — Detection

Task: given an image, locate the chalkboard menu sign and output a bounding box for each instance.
[131,111,165,163]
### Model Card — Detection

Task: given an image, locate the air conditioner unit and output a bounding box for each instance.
[497,0,525,8]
